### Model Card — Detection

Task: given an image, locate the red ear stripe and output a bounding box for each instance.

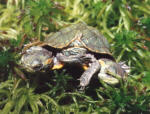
[44,58,53,65]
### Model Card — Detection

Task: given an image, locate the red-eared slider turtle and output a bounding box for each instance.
[21,22,127,88]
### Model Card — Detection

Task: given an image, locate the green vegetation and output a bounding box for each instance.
[0,0,150,113]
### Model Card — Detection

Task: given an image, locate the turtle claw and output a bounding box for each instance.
[77,84,86,91]
[79,86,86,91]
[77,77,87,88]
[77,77,89,91]
[77,78,81,81]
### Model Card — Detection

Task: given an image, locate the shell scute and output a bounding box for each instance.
[80,26,111,54]
[45,23,87,48]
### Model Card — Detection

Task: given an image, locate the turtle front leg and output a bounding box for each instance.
[78,54,101,89]
[56,53,101,89]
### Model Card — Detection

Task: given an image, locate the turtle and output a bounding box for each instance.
[21,22,128,88]
[21,46,129,88]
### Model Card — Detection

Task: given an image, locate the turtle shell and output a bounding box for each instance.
[45,22,111,55]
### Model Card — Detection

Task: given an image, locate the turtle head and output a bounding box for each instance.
[21,46,54,72]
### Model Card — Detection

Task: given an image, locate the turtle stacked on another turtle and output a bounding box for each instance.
[21,22,128,88]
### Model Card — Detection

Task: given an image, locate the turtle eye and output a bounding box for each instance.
[33,65,43,71]
[31,60,43,71]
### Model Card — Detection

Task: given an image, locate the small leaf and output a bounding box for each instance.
[2,101,14,114]
[29,97,39,114]
[119,6,130,30]
[14,95,27,114]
